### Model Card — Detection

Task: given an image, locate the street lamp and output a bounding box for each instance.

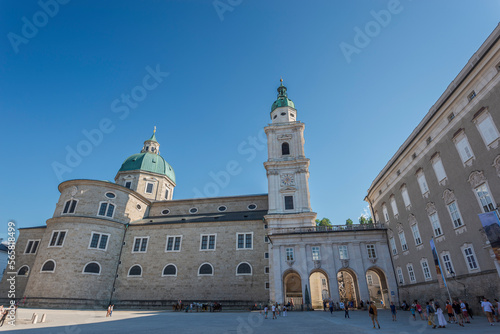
[447,270,467,298]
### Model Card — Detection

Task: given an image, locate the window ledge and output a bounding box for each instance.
[435,235,446,243]
[416,244,424,251]
[403,251,410,256]
[487,138,500,150]
[463,157,475,167]
[422,191,430,199]
[438,178,448,187]
[455,225,467,235]
[393,255,399,260]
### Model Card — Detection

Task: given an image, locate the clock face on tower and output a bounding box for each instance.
[280,173,295,186]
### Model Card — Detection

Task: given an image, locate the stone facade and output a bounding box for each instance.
[366,24,500,312]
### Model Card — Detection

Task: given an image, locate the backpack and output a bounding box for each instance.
[369,306,374,314]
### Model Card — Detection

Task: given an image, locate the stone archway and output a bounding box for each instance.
[366,267,390,308]
[283,270,303,307]
[309,269,330,309]
[337,269,360,308]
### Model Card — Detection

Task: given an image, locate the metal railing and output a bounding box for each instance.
[271,223,386,235]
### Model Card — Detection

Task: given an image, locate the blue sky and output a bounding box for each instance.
[1,0,499,239]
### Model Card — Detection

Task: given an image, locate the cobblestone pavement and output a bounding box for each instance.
[2,308,499,333]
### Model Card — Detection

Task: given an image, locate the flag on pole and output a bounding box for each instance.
[430,238,446,288]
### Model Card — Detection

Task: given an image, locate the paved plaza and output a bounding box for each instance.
[1,308,499,333]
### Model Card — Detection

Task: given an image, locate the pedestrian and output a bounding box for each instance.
[109,304,114,317]
[329,301,334,315]
[452,301,463,327]
[368,301,380,329]
[495,299,500,322]
[415,301,424,320]
[283,305,287,317]
[390,302,397,321]
[106,304,111,317]
[264,305,268,319]
[426,301,436,329]
[272,304,277,319]
[345,303,350,318]
[410,302,416,320]
[436,302,447,328]
[459,300,470,323]
[466,301,474,320]
[481,298,495,326]
[445,300,455,323]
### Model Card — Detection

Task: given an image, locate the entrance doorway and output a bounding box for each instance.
[283,271,303,307]
[309,270,330,309]
[366,268,389,308]
[337,269,359,308]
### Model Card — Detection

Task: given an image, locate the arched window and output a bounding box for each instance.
[162,264,177,276]
[128,265,142,277]
[17,265,29,276]
[236,262,252,275]
[198,263,213,276]
[41,260,56,272]
[83,262,101,275]
[281,142,290,155]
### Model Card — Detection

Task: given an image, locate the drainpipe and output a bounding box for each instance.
[109,222,129,306]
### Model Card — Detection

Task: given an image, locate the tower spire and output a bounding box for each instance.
[141,128,160,154]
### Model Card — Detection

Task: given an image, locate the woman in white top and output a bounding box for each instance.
[435,303,447,328]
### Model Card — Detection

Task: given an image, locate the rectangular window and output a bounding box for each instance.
[166,235,182,252]
[264,236,269,243]
[284,196,294,210]
[265,282,270,289]
[442,254,454,275]
[398,231,408,251]
[407,264,416,283]
[165,188,169,199]
[447,202,463,228]
[237,233,253,249]
[89,232,109,251]
[145,182,154,194]
[432,158,447,183]
[265,266,269,274]
[63,199,77,214]
[311,246,320,261]
[429,213,443,237]
[125,181,132,189]
[200,234,216,250]
[397,267,404,284]
[464,247,478,270]
[49,230,67,247]
[390,197,398,217]
[475,184,495,212]
[98,202,115,218]
[286,247,294,261]
[477,113,500,146]
[411,224,422,245]
[339,245,349,259]
[264,252,269,259]
[24,240,40,254]
[421,260,431,280]
[401,186,411,208]
[382,205,389,222]
[468,90,476,101]
[389,237,397,255]
[417,172,429,195]
[366,244,377,259]
[455,136,474,163]
[132,237,149,253]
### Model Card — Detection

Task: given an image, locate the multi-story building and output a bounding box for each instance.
[366,23,500,306]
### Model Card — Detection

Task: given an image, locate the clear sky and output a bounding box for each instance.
[1,0,499,240]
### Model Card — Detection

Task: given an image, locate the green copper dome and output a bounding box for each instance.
[119,152,176,183]
[271,80,295,112]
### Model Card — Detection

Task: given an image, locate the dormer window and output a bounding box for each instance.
[281,112,286,116]
[282,142,290,155]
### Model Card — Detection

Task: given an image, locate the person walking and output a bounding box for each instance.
[264,305,268,319]
[329,301,334,315]
[495,299,500,322]
[452,301,463,327]
[445,301,455,323]
[368,301,380,329]
[436,302,447,328]
[481,298,495,326]
[459,300,470,323]
[415,301,424,320]
[410,303,416,320]
[345,303,350,319]
[390,302,397,321]
[426,301,436,329]
[283,305,287,317]
[271,304,277,319]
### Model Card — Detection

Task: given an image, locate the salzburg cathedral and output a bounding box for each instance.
[2,24,500,312]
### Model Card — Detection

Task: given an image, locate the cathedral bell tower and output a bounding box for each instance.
[264,79,317,229]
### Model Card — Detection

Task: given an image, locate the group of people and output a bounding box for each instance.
[0,305,12,327]
[402,297,499,328]
[262,303,288,319]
